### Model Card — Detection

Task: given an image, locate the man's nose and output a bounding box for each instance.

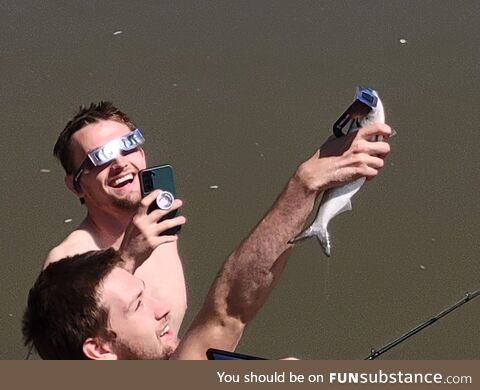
[146,296,170,321]
[110,152,128,169]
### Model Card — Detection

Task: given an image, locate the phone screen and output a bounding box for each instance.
[206,348,267,360]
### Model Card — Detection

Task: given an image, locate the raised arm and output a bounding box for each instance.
[173,123,392,359]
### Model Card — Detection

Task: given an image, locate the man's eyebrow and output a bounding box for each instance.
[127,280,146,312]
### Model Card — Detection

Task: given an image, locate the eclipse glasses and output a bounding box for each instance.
[333,87,378,138]
[73,128,145,191]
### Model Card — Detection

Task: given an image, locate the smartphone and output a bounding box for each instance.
[206,348,267,360]
[139,164,181,235]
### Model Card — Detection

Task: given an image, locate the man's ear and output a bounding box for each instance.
[83,337,117,360]
[65,175,83,197]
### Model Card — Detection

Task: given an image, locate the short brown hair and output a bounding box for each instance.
[22,249,122,359]
[54,102,135,174]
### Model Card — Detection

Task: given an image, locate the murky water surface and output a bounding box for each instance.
[1,1,479,359]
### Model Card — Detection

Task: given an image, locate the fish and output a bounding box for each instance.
[290,87,387,257]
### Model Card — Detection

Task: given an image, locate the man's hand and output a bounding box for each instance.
[295,123,392,193]
[119,190,186,273]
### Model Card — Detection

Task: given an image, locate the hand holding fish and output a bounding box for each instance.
[294,123,391,195]
[291,87,393,256]
[323,123,392,187]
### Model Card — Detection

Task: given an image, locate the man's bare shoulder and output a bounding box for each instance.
[44,229,99,269]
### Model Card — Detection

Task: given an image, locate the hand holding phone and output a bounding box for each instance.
[120,190,185,272]
[139,164,182,236]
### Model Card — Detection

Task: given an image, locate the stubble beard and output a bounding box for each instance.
[111,191,142,212]
[114,339,175,360]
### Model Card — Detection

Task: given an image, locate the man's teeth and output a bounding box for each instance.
[113,173,133,186]
[160,325,170,337]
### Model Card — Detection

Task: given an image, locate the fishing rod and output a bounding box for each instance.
[366,288,480,360]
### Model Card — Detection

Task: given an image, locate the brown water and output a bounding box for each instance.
[1,0,479,359]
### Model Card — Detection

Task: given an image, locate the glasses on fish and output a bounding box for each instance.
[73,128,145,191]
[333,87,378,138]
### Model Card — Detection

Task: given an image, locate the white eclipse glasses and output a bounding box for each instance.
[73,128,145,191]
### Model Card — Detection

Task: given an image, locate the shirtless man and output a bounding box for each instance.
[26,122,392,359]
[45,102,187,337]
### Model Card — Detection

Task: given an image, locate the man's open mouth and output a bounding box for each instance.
[109,173,134,188]
[159,324,170,337]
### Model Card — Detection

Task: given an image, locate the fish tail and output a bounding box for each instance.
[316,230,331,257]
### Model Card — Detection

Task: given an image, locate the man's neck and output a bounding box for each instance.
[81,206,134,249]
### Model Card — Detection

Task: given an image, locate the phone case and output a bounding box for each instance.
[139,164,181,235]
[139,164,176,198]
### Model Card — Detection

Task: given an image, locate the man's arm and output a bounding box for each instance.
[173,123,392,359]
[43,190,185,271]
[118,190,188,336]
[118,190,186,273]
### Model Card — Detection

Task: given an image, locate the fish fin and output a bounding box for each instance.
[289,226,315,244]
[290,225,333,257]
[336,200,353,216]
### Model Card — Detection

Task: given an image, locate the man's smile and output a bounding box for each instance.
[159,324,170,338]
[109,173,135,188]
[106,170,139,194]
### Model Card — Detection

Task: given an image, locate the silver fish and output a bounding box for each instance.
[290,88,386,256]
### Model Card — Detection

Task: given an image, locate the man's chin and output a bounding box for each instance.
[112,193,142,211]
[115,343,174,360]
